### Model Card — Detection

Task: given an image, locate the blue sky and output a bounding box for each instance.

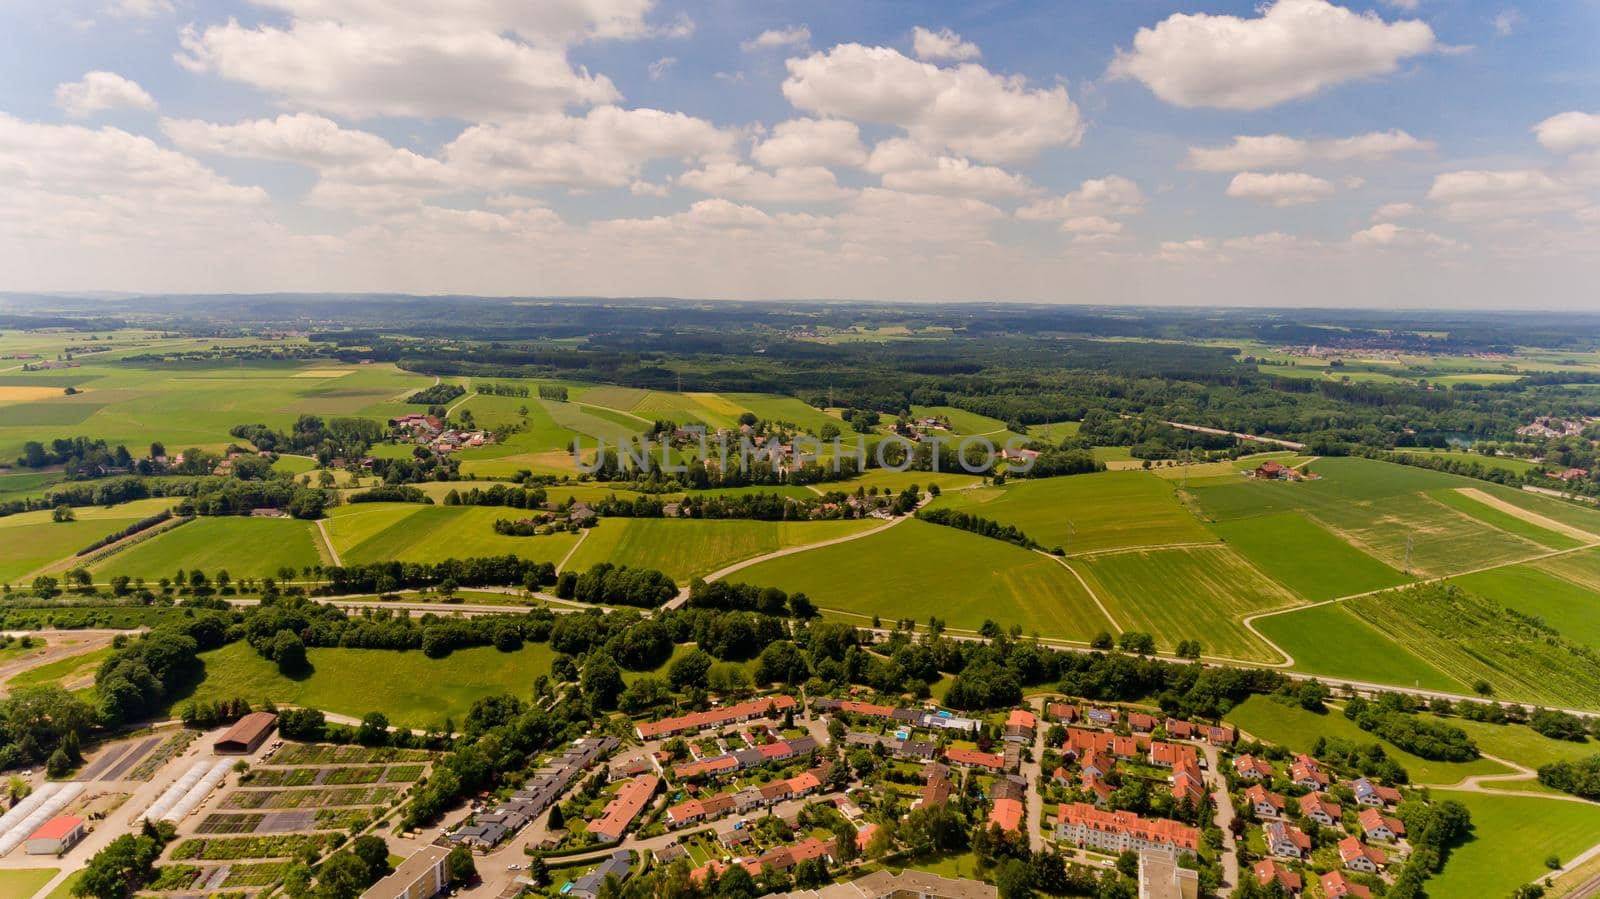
[0,0,1596,306]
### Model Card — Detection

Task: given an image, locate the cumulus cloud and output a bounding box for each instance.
[1427,168,1587,221]
[1350,222,1459,249]
[752,118,867,169]
[1226,172,1337,206]
[911,27,980,62]
[1016,175,1145,220]
[648,57,677,80]
[678,162,850,204]
[743,25,810,51]
[162,114,449,192]
[1184,130,1434,172]
[1535,111,1600,155]
[107,0,173,18]
[1108,0,1437,110]
[863,139,1032,199]
[55,71,157,118]
[1373,202,1421,221]
[782,43,1082,163]
[249,0,664,44]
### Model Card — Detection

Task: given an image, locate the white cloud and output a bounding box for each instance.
[54,71,157,118]
[629,180,669,197]
[1427,169,1587,221]
[443,106,737,190]
[177,19,619,120]
[1017,175,1144,220]
[107,0,173,18]
[743,25,811,51]
[782,43,1083,163]
[1350,222,1459,249]
[1535,111,1600,155]
[1156,238,1216,262]
[1108,0,1437,110]
[249,0,664,44]
[1382,0,1420,9]
[679,163,849,204]
[648,57,677,80]
[752,119,867,169]
[863,139,1032,199]
[911,27,980,62]
[1223,231,1325,254]
[1225,171,1337,206]
[161,114,449,191]
[1184,130,1433,171]
[1373,202,1421,221]
[1493,9,1523,36]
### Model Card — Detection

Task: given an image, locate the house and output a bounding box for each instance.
[1253,460,1289,480]
[360,845,450,899]
[1128,713,1157,733]
[1087,707,1119,727]
[920,764,953,808]
[1163,719,1195,740]
[1149,741,1197,770]
[1252,859,1302,896]
[588,775,659,843]
[1082,773,1115,807]
[1320,871,1373,899]
[1205,725,1236,746]
[1080,749,1113,780]
[944,748,1005,771]
[1138,847,1199,899]
[1052,766,1073,787]
[1299,793,1341,828]
[1358,808,1405,842]
[1291,755,1328,791]
[1339,836,1387,873]
[1265,821,1311,859]
[1004,709,1038,743]
[1245,784,1285,818]
[636,695,797,739]
[1170,761,1206,806]
[1558,468,1590,482]
[24,816,85,855]
[718,826,753,849]
[569,851,633,899]
[1055,803,1200,856]
[988,798,1024,833]
[1347,778,1402,807]
[897,740,937,761]
[214,712,277,755]
[1232,754,1273,780]
[1047,702,1079,723]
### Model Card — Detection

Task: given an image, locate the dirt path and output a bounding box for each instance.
[315,519,342,567]
[1456,486,1600,542]
[1039,553,1123,633]
[0,630,125,696]
[556,527,589,574]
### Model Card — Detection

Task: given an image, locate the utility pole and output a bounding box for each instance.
[1066,520,1075,554]
[1405,534,1414,573]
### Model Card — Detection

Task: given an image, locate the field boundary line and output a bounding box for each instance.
[1038,553,1123,634]
[556,528,589,574]
[444,379,474,417]
[1062,540,1223,559]
[316,519,342,568]
[1454,486,1600,542]
[573,401,655,429]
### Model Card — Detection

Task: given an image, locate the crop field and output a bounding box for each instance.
[326,504,581,567]
[737,520,1110,639]
[1428,792,1600,898]
[1429,488,1587,549]
[1223,696,1509,784]
[845,469,984,493]
[0,502,172,581]
[92,515,329,580]
[1447,719,1599,771]
[1076,546,1299,661]
[561,517,879,583]
[724,394,840,433]
[1451,564,1600,650]
[1341,586,1600,708]
[6,646,113,693]
[934,471,1214,554]
[909,405,1010,436]
[176,641,560,729]
[1211,512,1409,601]
[1251,603,1468,693]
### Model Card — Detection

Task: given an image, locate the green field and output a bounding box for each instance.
[327,504,581,567]
[175,641,561,729]
[1251,602,1468,693]
[0,869,59,898]
[909,405,1009,436]
[1076,546,1298,661]
[0,503,172,582]
[6,646,113,692]
[91,516,329,580]
[737,519,1111,639]
[1451,564,1600,650]
[562,517,879,583]
[1428,792,1600,898]
[935,471,1215,554]
[1430,488,1584,550]
[1211,512,1410,601]
[1224,695,1509,784]
[1447,719,1600,771]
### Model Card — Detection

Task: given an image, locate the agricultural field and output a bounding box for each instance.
[1076,546,1299,661]
[1447,719,1600,771]
[1250,603,1468,694]
[934,470,1215,554]
[1429,488,1587,549]
[1211,513,1410,601]
[91,515,329,580]
[1223,695,1509,784]
[1451,564,1600,650]
[909,405,1010,436]
[1427,792,1600,898]
[175,641,561,729]
[5,646,113,693]
[560,516,880,583]
[0,870,59,898]
[0,498,176,582]
[325,503,581,567]
[736,519,1111,639]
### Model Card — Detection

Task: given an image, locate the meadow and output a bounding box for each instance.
[1446,719,1600,770]
[736,519,1111,639]
[1429,488,1585,549]
[92,516,329,580]
[0,870,59,898]
[561,517,880,583]
[0,499,176,582]
[1211,513,1410,601]
[1427,792,1600,898]
[1250,603,1468,694]
[1076,546,1298,661]
[1451,564,1600,650]
[327,504,581,568]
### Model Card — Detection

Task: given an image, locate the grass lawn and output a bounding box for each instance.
[561,517,878,583]
[737,519,1110,640]
[41,870,82,899]
[7,646,113,692]
[0,869,60,898]
[934,471,1214,553]
[1447,719,1600,771]
[1223,696,1509,785]
[1428,792,1600,898]
[1252,603,1467,694]
[1077,546,1298,661]
[330,504,580,567]
[174,641,560,729]
[92,516,328,580]
[1211,513,1411,601]
[0,501,175,581]
[1452,564,1600,650]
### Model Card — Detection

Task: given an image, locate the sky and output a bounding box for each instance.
[0,0,1597,308]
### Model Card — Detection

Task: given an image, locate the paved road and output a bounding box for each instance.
[1021,697,1045,852]
[1198,743,1239,895]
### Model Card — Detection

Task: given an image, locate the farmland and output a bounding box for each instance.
[560,516,880,582]
[0,501,172,581]
[1211,512,1410,601]
[934,470,1215,553]
[326,503,581,567]
[1451,564,1600,650]
[91,515,330,580]
[1427,793,1600,898]
[1250,602,1468,694]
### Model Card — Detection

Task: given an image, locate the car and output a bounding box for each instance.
[507,864,522,871]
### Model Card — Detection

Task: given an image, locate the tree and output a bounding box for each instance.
[47,747,73,778]
[357,712,389,746]
[73,833,164,899]
[446,845,477,884]
[1117,632,1156,655]
[994,858,1033,899]
[528,856,549,886]
[582,654,626,709]
[352,835,389,880]
[272,630,308,675]
[548,804,565,831]
[1090,631,1113,650]
[314,850,374,899]
[53,504,75,522]
[668,648,713,690]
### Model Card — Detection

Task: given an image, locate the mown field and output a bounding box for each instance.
[326,504,581,568]
[1427,792,1600,898]
[92,516,329,580]
[1452,564,1600,650]
[1211,512,1410,601]
[1076,546,1298,661]
[1250,602,1468,694]
[562,517,880,583]
[0,498,175,582]
[934,471,1215,554]
[737,519,1111,639]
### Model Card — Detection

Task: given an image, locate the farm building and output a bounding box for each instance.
[360,845,449,899]
[25,816,85,855]
[214,712,277,754]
